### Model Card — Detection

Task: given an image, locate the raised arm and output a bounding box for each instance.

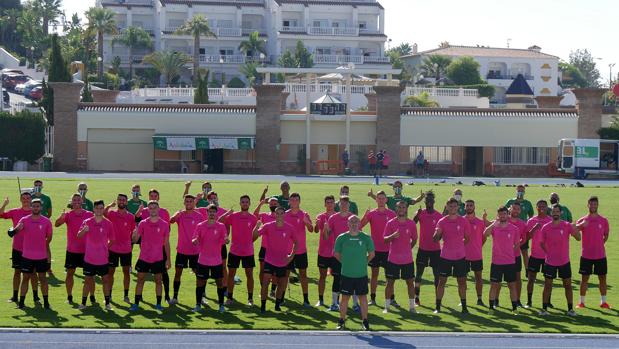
[54,209,67,227]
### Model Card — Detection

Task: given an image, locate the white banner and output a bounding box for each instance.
[166,137,196,151]
[209,138,238,150]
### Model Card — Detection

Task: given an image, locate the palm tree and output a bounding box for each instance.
[85,7,117,80]
[114,26,152,83]
[175,15,216,84]
[238,31,266,60]
[33,0,63,36]
[143,51,190,86]
[240,61,259,85]
[404,92,440,107]
[421,54,452,82]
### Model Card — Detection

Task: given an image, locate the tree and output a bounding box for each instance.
[175,15,216,84]
[240,62,259,85]
[114,26,152,84]
[446,56,483,85]
[389,43,413,57]
[39,78,54,126]
[85,7,117,80]
[81,75,93,102]
[0,110,46,163]
[559,61,588,88]
[143,51,190,86]
[277,50,297,68]
[238,31,266,58]
[32,0,63,36]
[16,4,43,59]
[385,45,415,85]
[48,34,71,82]
[421,54,452,82]
[404,92,440,107]
[294,40,313,68]
[193,70,210,104]
[568,49,601,87]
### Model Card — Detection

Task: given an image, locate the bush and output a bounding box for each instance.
[599,127,619,139]
[18,57,26,66]
[0,110,46,163]
[227,77,246,88]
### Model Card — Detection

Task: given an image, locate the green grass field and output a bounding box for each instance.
[0,177,616,333]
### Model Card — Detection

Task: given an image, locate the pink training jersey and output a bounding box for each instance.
[362,208,396,253]
[19,215,53,260]
[194,221,227,266]
[383,217,418,265]
[540,220,573,266]
[139,207,170,223]
[173,210,204,255]
[224,211,258,257]
[105,210,136,254]
[1,208,31,251]
[417,209,443,251]
[526,215,552,259]
[257,212,276,248]
[316,211,336,258]
[437,215,470,261]
[465,216,485,261]
[325,212,353,257]
[491,223,520,265]
[577,214,609,260]
[509,217,527,258]
[259,221,296,267]
[284,209,311,255]
[64,209,94,254]
[137,218,170,263]
[81,217,114,266]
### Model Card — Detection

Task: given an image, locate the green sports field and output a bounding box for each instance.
[0,177,616,333]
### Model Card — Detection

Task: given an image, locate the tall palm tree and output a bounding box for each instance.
[114,26,152,83]
[33,0,63,36]
[85,7,117,80]
[175,15,216,84]
[238,31,266,60]
[421,54,452,82]
[143,51,190,86]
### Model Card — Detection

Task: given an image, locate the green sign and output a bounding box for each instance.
[238,138,253,150]
[575,146,599,159]
[196,137,209,150]
[153,136,255,150]
[153,137,167,150]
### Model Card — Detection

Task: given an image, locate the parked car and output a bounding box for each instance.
[2,74,29,90]
[1,68,24,75]
[28,86,43,101]
[23,81,42,97]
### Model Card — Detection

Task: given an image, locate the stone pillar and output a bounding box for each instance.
[535,96,563,109]
[573,88,605,138]
[374,86,404,175]
[255,85,285,174]
[91,89,120,103]
[365,93,377,112]
[49,82,84,171]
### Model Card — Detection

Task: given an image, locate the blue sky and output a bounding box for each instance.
[60,0,618,84]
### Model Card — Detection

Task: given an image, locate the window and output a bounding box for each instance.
[409,146,452,163]
[315,47,331,55]
[493,147,550,165]
[358,22,367,30]
[219,49,234,56]
[217,20,233,28]
[313,20,328,28]
[332,20,347,28]
[282,19,297,27]
[285,144,304,161]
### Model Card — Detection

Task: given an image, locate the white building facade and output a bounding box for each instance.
[97,0,389,83]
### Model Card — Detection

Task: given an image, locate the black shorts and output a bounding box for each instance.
[385,261,414,280]
[108,251,132,267]
[579,257,607,276]
[11,249,22,269]
[221,245,228,260]
[527,256,545,273]
[258,247,266,262]
[340,276,369,296]
[227,253,255,269]
[544,262,572,280]
[291,253,308,269]
[466,259,483,273]
[490,263,516,283]
[264,262,288,278]
[317,256,341,276]
[21,258,50,274]
[520,240,529,250]
[64,251,85,269]
[368,251,388,268]
[416,249,441,268]
[196,263,223,280]
[135,259,165,274]
[439,257,467,278]
[514,255,523,273]
[175,253,199,269]
[83,262,109,277]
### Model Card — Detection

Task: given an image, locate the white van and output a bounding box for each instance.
[558,138,619,179]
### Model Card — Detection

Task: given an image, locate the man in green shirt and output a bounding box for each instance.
[66,182,93,211]
[442,188,465,216]
[546,193,573,222]
[32,180,52,218]
[127,184,147,215]
[368,180,424,211]
[334,215,375,331]
[182,181,212,208]
[504,185,534,222]
[275,181,290,211]
[335,185,359,215]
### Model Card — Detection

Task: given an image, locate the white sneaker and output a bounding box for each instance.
[201,297,208,306]
[382,308,389,314]
[567,309,577,317]
[248,299,254,306]
[105,304,113,311]
[78,304,86,310]
[168,298,178,305]
[539,310,549,316]
[410,307,417,314]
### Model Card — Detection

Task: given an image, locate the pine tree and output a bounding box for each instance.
[47,34,71,82]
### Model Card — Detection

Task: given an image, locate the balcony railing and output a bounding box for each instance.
[486,72,534,80]
[164,26,242,37]
[312,55,391,65]
[199,55,245,64]
[107,55,147,63]
[307,26,359,36]
[279,26,306,33]
[242,28,267,36]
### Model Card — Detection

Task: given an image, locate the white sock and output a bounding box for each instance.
[332,292,339,305]
[409,299,416,309]
[384,299,391,310]
[580,296,586,304]
[352,295,359,306]
[601,295,607,303]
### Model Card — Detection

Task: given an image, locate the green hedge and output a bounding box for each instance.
[0,110,46,163]
[599,127,619,140]
[441,84,496,98]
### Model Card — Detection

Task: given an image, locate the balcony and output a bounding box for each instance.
[307,26,359,36]
[164,27,242,37]
[313,55,391,65]
[199,55,245,64]
[486,71,533,80]
[242,28,267,36]
[279,26,306,33]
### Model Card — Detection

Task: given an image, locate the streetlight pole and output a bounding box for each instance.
[219,57,224,104]
[30,46,34,69]
[97,56,103,82]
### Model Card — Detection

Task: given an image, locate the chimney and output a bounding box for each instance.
[412,43,418,54]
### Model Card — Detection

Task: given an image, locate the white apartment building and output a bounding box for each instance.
[401,45,560,104]
[97,0,389,83]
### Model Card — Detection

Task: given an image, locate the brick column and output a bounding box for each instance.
[535,96,563,109]
[49,82,84,171]
[91,89,120,103]
[255,85,285,174]
[573,88,605,138]
[365,93,377,112]
[374,86,404,175]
